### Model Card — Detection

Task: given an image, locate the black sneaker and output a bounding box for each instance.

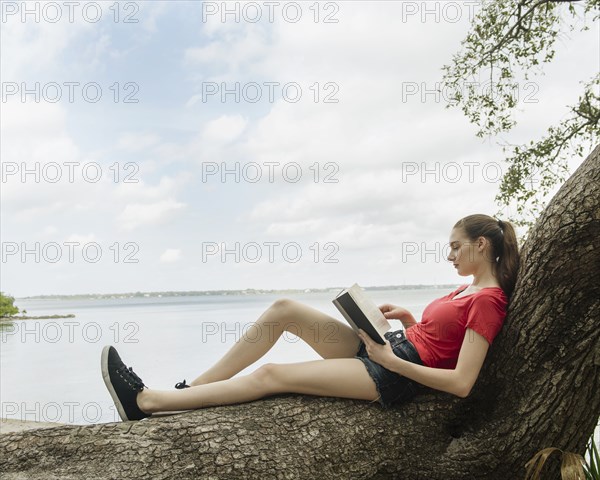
[101,345,151,421]
[174,379,191,389]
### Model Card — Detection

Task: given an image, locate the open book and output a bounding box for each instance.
[332,283,392,344]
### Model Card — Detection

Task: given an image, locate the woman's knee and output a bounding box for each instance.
[270,298,298,313]
[267,299,302,330]
[251,363,282,392]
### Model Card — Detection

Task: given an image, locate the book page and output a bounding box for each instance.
[347,284,391,336]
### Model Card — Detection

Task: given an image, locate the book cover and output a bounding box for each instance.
[332,283,392,345]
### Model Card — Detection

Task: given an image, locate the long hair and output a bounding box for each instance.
[453,214,520,298]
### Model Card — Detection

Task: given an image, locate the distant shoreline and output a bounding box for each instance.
[0,314,76,321]
[17,284,460,301]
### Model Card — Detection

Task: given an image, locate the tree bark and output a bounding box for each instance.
[1,145,599,480]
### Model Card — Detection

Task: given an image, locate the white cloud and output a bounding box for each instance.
[113,174,191,204]
[160,249,182,263]
[0,97,189,239]
[0,13,88,79]
[201,114,248,144]
[139,2,169,34]
[1,101,85,219]
[41,225,59,236]
[184,42,222,65]
[65,233,97,244]
[117,199,187,231]
[265,218,328,236]
[117,133,161,152]
[185,94,203,108]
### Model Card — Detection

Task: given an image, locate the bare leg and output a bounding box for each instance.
[190,299,361,386]
[138,358,379,414]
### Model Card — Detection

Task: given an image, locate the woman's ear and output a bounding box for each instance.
[476,236,489,252]
[477,236,494,262]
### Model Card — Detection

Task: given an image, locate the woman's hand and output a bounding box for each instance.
[379,304,417,329]
[357,329,397,370]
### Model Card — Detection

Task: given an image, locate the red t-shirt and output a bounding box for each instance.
[405,284,508,369]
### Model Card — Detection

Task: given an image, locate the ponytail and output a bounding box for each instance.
[454,214,520,298]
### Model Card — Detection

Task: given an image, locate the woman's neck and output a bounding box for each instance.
[469,267,501,289]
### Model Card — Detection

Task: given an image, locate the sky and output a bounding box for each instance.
[1,0,598,297]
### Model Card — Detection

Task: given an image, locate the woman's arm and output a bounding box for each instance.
[400,312,417,329]
[389,329,489,397]
[379,304,417,329]
[357,328,490,398]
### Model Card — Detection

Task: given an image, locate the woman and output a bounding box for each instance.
[101,214,520,421]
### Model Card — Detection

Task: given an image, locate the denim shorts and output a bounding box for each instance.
[355,329,425,409]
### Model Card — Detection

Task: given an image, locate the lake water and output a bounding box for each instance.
[0,287,452,425]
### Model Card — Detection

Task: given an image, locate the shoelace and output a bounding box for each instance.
[174,379,190,389]
[116,365,146,391]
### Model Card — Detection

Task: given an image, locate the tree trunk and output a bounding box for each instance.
[1,145,599,480]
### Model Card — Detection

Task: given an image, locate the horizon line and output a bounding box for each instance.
[17,283,463,300]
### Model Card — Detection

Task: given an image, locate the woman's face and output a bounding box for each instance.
[447,227,481,276]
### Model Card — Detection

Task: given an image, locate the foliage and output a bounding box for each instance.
[442,0,600,228]
[524,435,600,479]
[496,75,599,226]
[0,292,20,317]
[584,435,600,480]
